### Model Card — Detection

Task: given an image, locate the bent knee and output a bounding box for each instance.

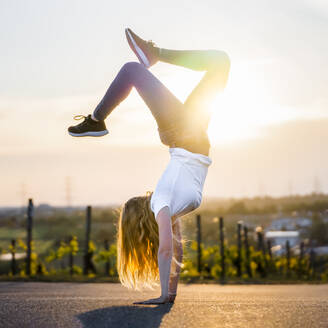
[208,50,231,71]
[220,51,231,66]
[121,61,145,72]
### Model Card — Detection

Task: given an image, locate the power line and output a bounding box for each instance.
[313,175,321,194]
[20,182,27,207]
[65,176,72,207]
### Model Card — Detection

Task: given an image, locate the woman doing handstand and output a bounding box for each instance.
[68,28,230,304]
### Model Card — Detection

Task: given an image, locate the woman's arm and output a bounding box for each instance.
[133,206,173,305]
[157,206,173,299]
[168,216,183,302]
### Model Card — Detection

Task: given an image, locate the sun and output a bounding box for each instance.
[207,63,297,145]
[153,62,297,146]
[208,91,259,145]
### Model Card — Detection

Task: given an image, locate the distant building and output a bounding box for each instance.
[266,217,312,232]
[265,231,300,255]
[34,203,54,218]
[313,246,328,256]
[294,217,312,228]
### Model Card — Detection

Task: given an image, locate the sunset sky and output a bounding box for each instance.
[1,0,328,206]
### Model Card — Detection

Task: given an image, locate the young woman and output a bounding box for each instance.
[68,28,230,304]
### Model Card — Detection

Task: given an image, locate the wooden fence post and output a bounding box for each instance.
[309,247,316,279]
[261,232,268,274]
[267,240,272,260]
[237,221,242,277]
[11,239,16,276]
[298,241,304,278]
[26,198,33,276]
[243,226,252,278]
[256,227,267,277]
[196,214,202,274]
[266,239,274,273]
[69,236,74,276]
[219,217,225,281]
[83,206,92,275]
[286,240,290,277]
[104,239,110,276]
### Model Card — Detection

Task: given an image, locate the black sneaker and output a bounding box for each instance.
[68,114,109,137]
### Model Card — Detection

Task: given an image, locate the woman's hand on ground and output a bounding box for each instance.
[133,295,170,305]
[168,294,176,303]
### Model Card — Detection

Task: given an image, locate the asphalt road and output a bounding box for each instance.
[0,282,327,328]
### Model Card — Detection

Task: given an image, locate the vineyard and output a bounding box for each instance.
[1,198,328,283]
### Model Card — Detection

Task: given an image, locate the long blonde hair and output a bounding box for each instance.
[117,193,159,290]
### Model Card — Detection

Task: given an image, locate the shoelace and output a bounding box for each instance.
[73,114,95,128]
[73,114,88,121]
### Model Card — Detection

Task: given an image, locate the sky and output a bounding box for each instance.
[1,0,328,206]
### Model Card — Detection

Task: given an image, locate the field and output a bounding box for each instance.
[0,194,328,281]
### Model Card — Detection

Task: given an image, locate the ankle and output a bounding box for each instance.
[91,113,99,122]
[154,47,161,60]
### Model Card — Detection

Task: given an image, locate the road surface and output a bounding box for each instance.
[0,282,327,327]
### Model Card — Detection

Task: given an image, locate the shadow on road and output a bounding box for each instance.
[77,304,173,328]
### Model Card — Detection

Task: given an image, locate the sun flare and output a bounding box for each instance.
[142,63,299,147]
[206,63,297,145]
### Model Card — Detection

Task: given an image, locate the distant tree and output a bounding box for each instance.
[311,201,328,212]
[309,213,328,246]
[227,201,248,215]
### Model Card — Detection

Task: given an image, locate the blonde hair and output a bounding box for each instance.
[117,193,159,290]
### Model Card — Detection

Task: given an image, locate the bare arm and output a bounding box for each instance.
[168,216,183,301]
[157,206,173,299]
[134,206,173,305]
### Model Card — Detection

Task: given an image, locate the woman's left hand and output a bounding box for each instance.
[133,295,170,305]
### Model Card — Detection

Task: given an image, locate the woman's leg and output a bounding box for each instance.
[69,45,230,138]
[93,62,183,130]
[159,49,231,110]
[156,48,231,130]
[159,48,230,73]
[93,49,230,131]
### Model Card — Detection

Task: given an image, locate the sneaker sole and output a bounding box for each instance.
[69,130,109,137]
[125,29,150,68]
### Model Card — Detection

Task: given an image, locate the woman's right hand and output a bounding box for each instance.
[168,294,176,303]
